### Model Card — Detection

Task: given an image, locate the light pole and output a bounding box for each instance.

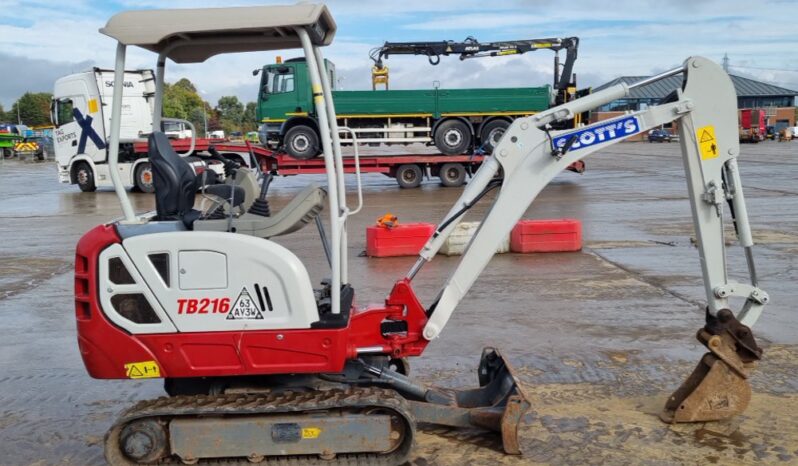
[202,105,208,137]
[199,90,209,138]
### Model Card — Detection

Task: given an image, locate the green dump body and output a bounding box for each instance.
[330,87,552,117]
[0,133,22,149]
[257,59,553,123]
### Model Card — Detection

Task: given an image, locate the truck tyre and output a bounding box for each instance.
[439,163,466,187]
[284,125,320,160]
[434,119,471,155]
[480,119,510,154]
[396,164,423,189]
[2,148,12,159]
[135,162,156,193]
[74,162,96,192]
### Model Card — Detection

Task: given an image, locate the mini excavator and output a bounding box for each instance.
[74,4,768,464]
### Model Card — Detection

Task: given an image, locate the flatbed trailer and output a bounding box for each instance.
[212,141,586,188]
[131,139,585,188]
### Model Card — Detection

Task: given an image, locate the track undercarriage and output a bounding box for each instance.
[105,348,530,465]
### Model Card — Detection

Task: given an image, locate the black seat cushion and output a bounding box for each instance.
[204,184,246,208]
[149,132,197,227]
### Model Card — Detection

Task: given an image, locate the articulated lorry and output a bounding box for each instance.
[258,37,584,159]
[52,68,217,192]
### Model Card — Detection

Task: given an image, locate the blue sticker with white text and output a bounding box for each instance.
[553,116,640,152]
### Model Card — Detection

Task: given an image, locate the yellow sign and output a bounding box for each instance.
[13,142,38,152]
[88,98,99,114]
[696,125,719,160]
[124,361,161,379]
[302,427,321,439]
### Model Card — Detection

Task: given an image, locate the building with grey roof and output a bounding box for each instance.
[594,74,797,112]
[591,74,797,137]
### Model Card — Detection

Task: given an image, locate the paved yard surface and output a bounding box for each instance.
[0,141,796,465]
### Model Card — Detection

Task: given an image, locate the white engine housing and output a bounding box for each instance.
[99,231,319,334]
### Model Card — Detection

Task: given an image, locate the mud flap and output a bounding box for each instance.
[661,310,762,424]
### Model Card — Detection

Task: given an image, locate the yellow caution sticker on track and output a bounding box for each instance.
[124,360,161,379]
[88,98,99,114]
[302,427,321,439]
[697,125,719,160]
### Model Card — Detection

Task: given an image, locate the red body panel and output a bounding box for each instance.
[366,223,436,257]
[75,225,430,379]
[510,219,582,253]
[75,224,161,378]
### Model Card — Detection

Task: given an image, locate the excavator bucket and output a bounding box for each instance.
[408,347,532,454]
[661,311,762,424]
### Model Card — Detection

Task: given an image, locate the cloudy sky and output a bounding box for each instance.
[1,0,796,108]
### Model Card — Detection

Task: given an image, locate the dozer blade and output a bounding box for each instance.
[661,309,762,424]
[408,347,533,455]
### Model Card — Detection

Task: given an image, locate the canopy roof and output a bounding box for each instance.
[100,3,336,63]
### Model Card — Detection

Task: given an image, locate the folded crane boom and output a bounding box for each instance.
[371,36,579,103]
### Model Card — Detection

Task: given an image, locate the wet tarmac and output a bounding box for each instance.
[1,141,797,465]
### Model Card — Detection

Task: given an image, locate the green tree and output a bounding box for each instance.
[11,92,53,126]
[162,78,207,135]
[216,95,245,133]
[173,78,197,93]
[243,102,258,132]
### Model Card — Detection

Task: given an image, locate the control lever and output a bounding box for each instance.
[208,145,240,177]
[248,172,273,217]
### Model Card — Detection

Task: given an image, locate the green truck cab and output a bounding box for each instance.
[256,58,553,159]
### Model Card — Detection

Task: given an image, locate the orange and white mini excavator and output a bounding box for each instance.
[73,4,768,464]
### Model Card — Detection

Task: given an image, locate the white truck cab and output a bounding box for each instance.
[52,68,158,192]
[52,68,212,192]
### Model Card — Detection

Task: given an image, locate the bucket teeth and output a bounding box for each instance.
[661,308,761,424]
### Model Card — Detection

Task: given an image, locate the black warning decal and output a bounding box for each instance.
[227,287,264,320]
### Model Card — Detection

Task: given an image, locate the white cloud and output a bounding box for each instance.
[0,0,795,109]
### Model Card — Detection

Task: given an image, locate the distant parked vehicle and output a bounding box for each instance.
[648,129,671,143]
[765,126,776,140]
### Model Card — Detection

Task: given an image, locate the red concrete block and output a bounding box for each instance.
[366,223,436,257]
[510,219,582,253]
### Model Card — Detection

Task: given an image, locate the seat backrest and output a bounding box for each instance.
[148,132,196,222]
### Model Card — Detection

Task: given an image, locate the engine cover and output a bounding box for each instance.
[100,231,319,334]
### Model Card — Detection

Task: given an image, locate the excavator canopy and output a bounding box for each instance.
[100,3,336,63]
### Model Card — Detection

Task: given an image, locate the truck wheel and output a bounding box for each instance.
[284,125,320,160]
[396,164,423,189]
[439,163,466,187]
[434,119,471,155]
[2,148,12,159]
[135,163,155,193]
[480,119,510,154]
[74,163,96,192]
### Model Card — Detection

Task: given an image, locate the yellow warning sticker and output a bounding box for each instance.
[88,98,99,114]
[302,427,321,439]
[697,125,719,160]
[124,361,161,379]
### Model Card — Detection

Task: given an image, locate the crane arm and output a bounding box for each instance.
[370,36,579,91]
[409,56,767,341]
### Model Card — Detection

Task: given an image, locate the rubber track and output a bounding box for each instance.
[104,387,415,466]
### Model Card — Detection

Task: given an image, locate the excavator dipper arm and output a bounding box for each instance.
[408,56,768,423]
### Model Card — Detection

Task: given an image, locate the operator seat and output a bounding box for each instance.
[148,132,201,227]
